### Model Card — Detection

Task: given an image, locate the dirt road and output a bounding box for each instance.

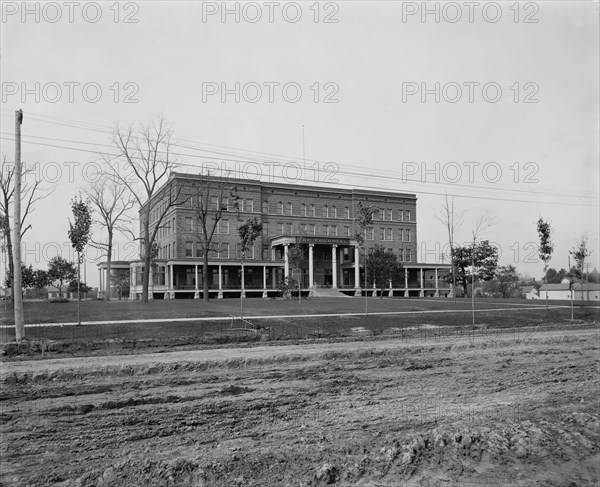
[1,326,598,486]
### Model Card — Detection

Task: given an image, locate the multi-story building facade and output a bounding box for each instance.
[99,172,451,299]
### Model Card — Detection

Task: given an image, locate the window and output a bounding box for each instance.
[322,205,328,218]
[331,206,337,218]
[262,200,269,213]
[195,244,203,258]
[345,206,350,219]
[286,202,293,215]
[244,199,254,213]
[405,210,411,222]
[299,223,307,234]
[398,248,404,262]
[185,216,193,233]
[343,226,350,237]
[277,201,284,215]
[301,203,307,216]
[331,225,338,236]
[276,222,284,235]
[285,222,293,234]
[381,228,393,241]
[406,248,412,262]
[309,204,315,217]
[381,209,386,221]
[323,225,329,236]
[308,223,316,235]
[210,196,219,210]
[404,229,411,242]
[398,210,403,222]
[220,242,229,259]
[185,241,193,257]
[218,219,230,234]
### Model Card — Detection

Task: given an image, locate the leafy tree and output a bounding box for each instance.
[537,217,554,309]
[4,264,48,293]
[48,256,77,297]
[287,244,307,302]
[488,265,520,298]
[277,276,298,300]
[68,196,92,325]
[68,279,92,298]
[453,240,499,297]
[570,235,591,281]
[238,217,263,316]
[366,245,403,299]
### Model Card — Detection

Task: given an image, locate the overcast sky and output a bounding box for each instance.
[1,0,598,287]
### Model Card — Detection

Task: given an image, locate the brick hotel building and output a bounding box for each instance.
[98,173,452,299]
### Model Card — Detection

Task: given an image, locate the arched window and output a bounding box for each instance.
[323,205,329,218]
[277,201,284,215]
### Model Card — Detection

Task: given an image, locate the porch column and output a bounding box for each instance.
[262,265,268,298]
[194,264,199,299]
[388,278,393,297]
[149,267,154,300]
[332,244,338,288]
[241,264,246,298]
[308,244,314,290]
[434,267,439,297]
[218,264,223,299]
[284,244,290,278]
[404,268,409,297]
[169,264,174,299]
[419,267,424,297]
[98,267,103,299]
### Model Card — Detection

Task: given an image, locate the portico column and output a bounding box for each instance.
[419,267,424,297]
[262,265,268,298]
[404,268,409,297]
[169,264,174,299]
[218,264,223,299]
[354,246,360,296]
[194,264,199,299]
[308,244,314,290]
[332,244,338,288]
[434,267,439,297]
[388,278,393,297]
[284,244,290,278]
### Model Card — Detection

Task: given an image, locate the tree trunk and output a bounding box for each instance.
[3,226,14,298]
[203,250,210,302]
[105,233,112,301]
[77,252,81,326]
[141,250,150,303]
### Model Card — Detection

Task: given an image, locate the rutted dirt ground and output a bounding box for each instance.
[0,327,598,486]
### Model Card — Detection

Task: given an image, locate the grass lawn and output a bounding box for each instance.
[0,296,597,346]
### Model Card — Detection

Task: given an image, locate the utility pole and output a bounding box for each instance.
[13,110,24,341]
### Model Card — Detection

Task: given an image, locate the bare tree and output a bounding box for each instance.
[354,201,378,315]
[107,116,182,303]
[0,157,51,296]
[85,176,135,301]
[193,174,239,302]
[469,212,496,327]
[435,195,464,303]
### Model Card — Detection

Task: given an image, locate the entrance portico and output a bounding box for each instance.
[270,235,360,294]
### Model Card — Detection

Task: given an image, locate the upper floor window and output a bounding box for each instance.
[185,216,193,233]
[277,201,284,215]
[276,222,284,235]
[309,204,315,217]
[285,222,293,234]
[405,210,411,222]
[301,203,307,216]
[331,206,337,218]
[217,219,230,234]
[262,200,269,213]
[286,202,293,215]
[366,227,375,240]
[345,206,350,219]
[322,205,329,218]
[243,199,254,213]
